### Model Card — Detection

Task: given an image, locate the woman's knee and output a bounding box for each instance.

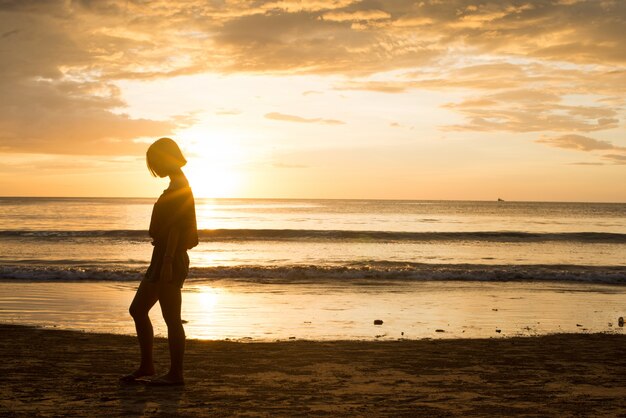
[129,303,149,319]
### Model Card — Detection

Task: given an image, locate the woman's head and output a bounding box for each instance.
[146,137,187,177]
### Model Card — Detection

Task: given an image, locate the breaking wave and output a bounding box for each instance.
[1,262,625,285]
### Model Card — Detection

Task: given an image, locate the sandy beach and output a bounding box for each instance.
[1,324,626,417]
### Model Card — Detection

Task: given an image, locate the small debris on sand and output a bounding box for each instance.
[435,329,445,333]
[618,317,624,327]
[374,319,383,325]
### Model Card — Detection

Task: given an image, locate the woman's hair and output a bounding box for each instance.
[146,137,187,177]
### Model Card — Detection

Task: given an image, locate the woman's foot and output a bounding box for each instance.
[119,367,156,382]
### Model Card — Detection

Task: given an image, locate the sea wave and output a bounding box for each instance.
[1,229,625,243]
[1,263,625,285]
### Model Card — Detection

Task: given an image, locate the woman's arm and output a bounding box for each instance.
[160,228,180,283]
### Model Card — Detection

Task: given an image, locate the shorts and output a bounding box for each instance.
[143,245,190,288]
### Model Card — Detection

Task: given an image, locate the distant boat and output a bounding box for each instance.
[497,198,505,202]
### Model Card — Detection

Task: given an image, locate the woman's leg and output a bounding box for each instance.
[157,281,185,382]
[127,280,160,377]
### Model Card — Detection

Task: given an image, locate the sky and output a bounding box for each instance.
[0,0,625,201]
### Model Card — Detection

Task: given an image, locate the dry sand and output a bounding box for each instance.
[1,324,626,417]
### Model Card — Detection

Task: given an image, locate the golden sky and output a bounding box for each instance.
[1,0,625,201]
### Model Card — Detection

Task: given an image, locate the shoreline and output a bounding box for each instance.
[1,281,625,341]
[2,324,626,416]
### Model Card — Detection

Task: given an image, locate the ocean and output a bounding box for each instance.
[1,197,625,340]
[1,197,625,284]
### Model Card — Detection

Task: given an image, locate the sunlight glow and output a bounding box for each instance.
[178,125,246,198]
[196,287,220,311]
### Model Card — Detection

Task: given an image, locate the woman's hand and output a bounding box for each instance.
[160,258,174,283]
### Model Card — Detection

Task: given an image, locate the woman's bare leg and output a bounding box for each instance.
[157,281,185,382]
[127,280,159,378]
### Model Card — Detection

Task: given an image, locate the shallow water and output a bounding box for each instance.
[1,281,624,341]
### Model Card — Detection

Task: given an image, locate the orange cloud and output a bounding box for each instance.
[265,112,345,125]
[602,154,626,165]
[443,89,619,133]
[536,135,626,152]
[322,10,391,22]
[0,0,625,158]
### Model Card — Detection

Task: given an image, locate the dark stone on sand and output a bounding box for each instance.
[496,329,501,333]
[435,329,445,333]
[374,319,383,325]
[619,317,624,327]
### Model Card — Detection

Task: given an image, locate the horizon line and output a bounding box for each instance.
[0,196,625,204]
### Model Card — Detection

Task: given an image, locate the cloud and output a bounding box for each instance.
[334,62,625,135]
[602,154,626,165]
[261,0,356,13]
[0,77,175,155]
[335,81,413,93]
[322,10,391,22]
[392,16,434,27]
[215,108,242,115]
[265,112,345,125]
[568,161,605,166]
[536,134,626,152]
[443,89,619,133]
[0,6,176,155]
[0,0,625,158]
[536,134,626,165]
[3,0,626,79]
[211,10,440,74]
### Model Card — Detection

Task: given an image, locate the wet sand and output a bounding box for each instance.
[1,324,626,416]
[2,281,625,341]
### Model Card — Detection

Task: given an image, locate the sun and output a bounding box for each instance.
[177,126,245,198]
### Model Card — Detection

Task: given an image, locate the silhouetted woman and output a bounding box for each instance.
[121,137,198,386]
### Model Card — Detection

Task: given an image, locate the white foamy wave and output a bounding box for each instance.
[0,266,143,281]
[1,263,625,285]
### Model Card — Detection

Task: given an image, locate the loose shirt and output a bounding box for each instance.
[148,183,199,251]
